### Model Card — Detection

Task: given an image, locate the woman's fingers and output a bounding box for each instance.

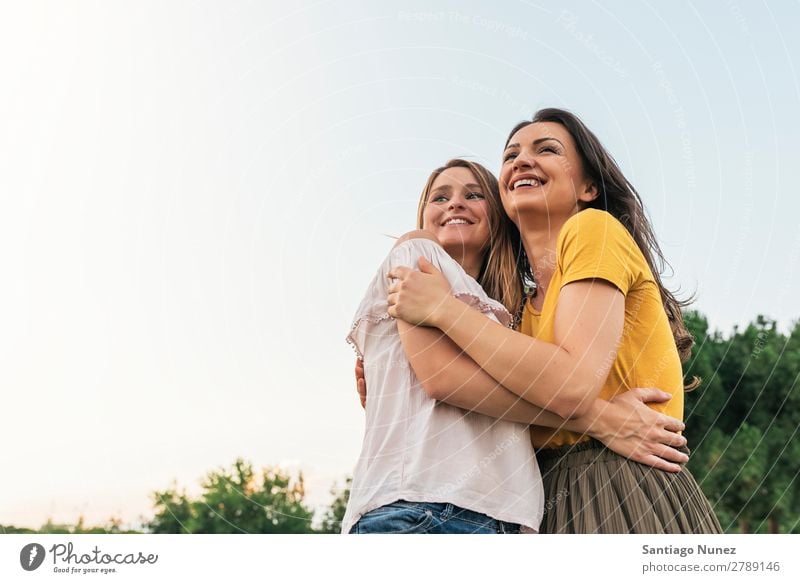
[661,415,686,433]
[387,266,412,281]
[629,387,672,404]
[640,454,682,474]
[628,386,687,434]
[658,429,688,449]
[417,256,441,275]
[652,442,690,464]
[358,378,367,409]
[656,423,687,446]
[355,359,367,408]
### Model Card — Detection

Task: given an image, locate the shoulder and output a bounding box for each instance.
[393,229,440,248]
[555,209,649,293]
[558,209,633,249]
[562,208,628,235]
[387,230,448,268]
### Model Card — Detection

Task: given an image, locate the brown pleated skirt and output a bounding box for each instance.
[536,439,723,534]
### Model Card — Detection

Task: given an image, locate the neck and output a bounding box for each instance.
[518,212,575,290]
[447,246,483,279]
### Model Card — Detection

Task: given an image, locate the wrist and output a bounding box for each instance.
[574,399,610,440]
[431,295,463,328]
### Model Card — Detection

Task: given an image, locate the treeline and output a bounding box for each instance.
[1,460,350,535]
[0,517,139,535]
[3,311,797,534]
[146,459,349,534]
[682,311,799,533]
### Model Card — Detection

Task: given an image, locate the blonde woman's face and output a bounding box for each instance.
[422,167,491,259]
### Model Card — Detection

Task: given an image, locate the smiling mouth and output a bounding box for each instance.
[510,177,546,190]
[441,218,473,226]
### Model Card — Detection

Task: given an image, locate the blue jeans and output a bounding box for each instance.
[350,500,522,534]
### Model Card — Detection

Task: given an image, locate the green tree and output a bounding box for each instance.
[316,477,351,534]
[149,484,195,534]
[147,458,315,533]
[683,313,800,533]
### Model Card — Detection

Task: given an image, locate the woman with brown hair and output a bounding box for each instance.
[387,110,721,533]
[345,156,689,534]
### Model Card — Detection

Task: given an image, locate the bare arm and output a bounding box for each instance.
[398,320,569,426]
[397,321,688,471]
[387,231,557,423]
[388,256,623,419]
[377,231,687,471]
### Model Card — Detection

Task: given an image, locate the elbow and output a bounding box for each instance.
[420,380,442,400]
[418,374,446,401]
[419,369,456,402]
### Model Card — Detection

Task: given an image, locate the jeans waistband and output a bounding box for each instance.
[395,500,519,531]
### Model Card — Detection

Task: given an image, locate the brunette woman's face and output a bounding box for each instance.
[422,166,491,259]
[499,122,597,225]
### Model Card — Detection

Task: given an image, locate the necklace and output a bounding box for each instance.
[511,281,537,330]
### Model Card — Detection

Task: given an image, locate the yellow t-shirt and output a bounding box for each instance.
[521,209,684,448]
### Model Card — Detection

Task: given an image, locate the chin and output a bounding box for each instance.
[506,198,550,218]
[502,199,532,222]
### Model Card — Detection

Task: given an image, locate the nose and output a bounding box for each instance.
[512,148,535,172]
[447,194,466,210]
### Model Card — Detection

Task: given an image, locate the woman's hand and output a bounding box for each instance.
[585,388,689,473]
[387,257,453,326]
[355,359,366,409]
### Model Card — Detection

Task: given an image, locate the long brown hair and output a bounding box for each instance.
[416,159,523,315]
[505,109,698,385]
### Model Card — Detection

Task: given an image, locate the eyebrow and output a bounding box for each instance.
[431,183,483,191]
[504,137,565,150]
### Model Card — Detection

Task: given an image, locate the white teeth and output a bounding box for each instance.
[444,218,469,225]
[513,178,541,189]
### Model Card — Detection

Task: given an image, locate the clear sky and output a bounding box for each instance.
[2,0,799,528]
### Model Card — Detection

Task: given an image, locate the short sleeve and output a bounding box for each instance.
[346,238,511,359]
[556,210,640,295]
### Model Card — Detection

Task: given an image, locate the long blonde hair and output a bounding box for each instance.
[415,159,523,316]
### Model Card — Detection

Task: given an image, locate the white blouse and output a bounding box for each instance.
[342,238,543,533]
